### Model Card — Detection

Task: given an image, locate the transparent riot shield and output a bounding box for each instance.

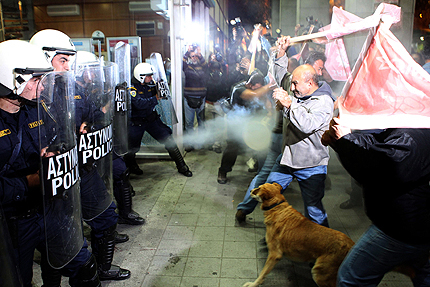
[113,42,131,155]
[150,52,178,126]
[37,71,84,269]
[75,61,116,221]
[0,202,23,287]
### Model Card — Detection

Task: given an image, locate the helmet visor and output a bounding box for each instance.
[42,46,76,56]
[13,67,54,96]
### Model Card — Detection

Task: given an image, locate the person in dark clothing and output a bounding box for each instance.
[31,30,131,284]
[322,119,430,286]
[0,40,101,287]
[112,153,145,225]
[205,54,228,153]
[217,71,275,184]
[124,62,192,177]
[183,44,207,151]
[74,60,131,281]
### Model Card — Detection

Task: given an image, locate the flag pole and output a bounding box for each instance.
[289,31,329,44]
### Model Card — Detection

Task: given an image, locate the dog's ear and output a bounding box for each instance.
[272,182,282,192]
[253,186,269,198]
[250,187,260,196]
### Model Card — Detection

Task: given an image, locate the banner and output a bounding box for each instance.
[338,26,430,129]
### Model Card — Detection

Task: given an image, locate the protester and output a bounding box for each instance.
[423,38,430,74]
[235,37,332,224]
[205,52,228,153]
[412,52,425,66]
[217,71,275,184]
[262,64,334,227]
[322,118,430,286]
[182,44,207,151]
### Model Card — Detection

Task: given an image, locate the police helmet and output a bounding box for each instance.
[0,40,53,97]
[72,51,100,80]
[133,63,154,84]
[30,29,76,65]
[74,51,98,67]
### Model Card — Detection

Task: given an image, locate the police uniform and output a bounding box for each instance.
[125,79,192,177]
[0,105,96,287]
[74,82,130,281]
[112,153,145,225]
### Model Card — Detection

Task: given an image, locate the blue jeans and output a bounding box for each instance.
[338,224,430,286]
[184,97,205,147]
[237,133,283,214]
[257,154,329,226]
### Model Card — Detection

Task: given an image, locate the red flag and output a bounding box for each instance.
[324,37,351,81]
[321,6,362,81]
[325,3,400,40]
[289,3,401,45]
[338,26,430,129]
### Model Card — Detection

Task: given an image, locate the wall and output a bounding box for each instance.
[271,0,330,37]
[33,0,170,60]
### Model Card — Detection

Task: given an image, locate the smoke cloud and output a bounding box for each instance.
[179,104,274,152]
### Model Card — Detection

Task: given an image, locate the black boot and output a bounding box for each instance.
[114,230,130,243]
[167,146,192,177]
[114,168,145,225]
[72,254,101,287]
[123,153,143,175]
[41,253,62,287]
[91,225,131,281]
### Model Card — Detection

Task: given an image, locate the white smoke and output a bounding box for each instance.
[179,103,274,151]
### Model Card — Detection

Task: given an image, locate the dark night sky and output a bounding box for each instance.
[228,0,271,32]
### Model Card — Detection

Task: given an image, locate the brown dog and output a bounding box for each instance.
[242,182,355,287]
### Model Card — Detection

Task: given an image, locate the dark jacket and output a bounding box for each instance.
[0,107,41,217]
[129,80,158,120]
[333,128,430,244]
[183,53,207,98]
[206,61,227,102]
[74,83,105,129]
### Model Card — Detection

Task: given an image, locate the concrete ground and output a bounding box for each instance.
[33,148,412,287]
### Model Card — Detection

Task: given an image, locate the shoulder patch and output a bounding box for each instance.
[130,90,137,97]
[0,129,11,137]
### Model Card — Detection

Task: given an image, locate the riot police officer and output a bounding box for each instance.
[111,42,146,226]
[30,30,131,281]
[124,63,192,177]
[0,40,101,287]
[75,51,132,281]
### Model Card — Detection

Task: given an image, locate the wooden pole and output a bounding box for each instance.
[289,30,329,44]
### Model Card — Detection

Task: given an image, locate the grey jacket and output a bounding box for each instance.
[281,81,334,168]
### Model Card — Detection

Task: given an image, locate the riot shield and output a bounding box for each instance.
[150,52,178,126]
[113,42,131,155]
[0,202,23,287]
[75,61,116,220]
[37,71,84,269]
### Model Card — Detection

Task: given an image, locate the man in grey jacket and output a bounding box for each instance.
[267,64,334,227]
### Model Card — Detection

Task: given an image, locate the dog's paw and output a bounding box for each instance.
[242,282,258,287]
